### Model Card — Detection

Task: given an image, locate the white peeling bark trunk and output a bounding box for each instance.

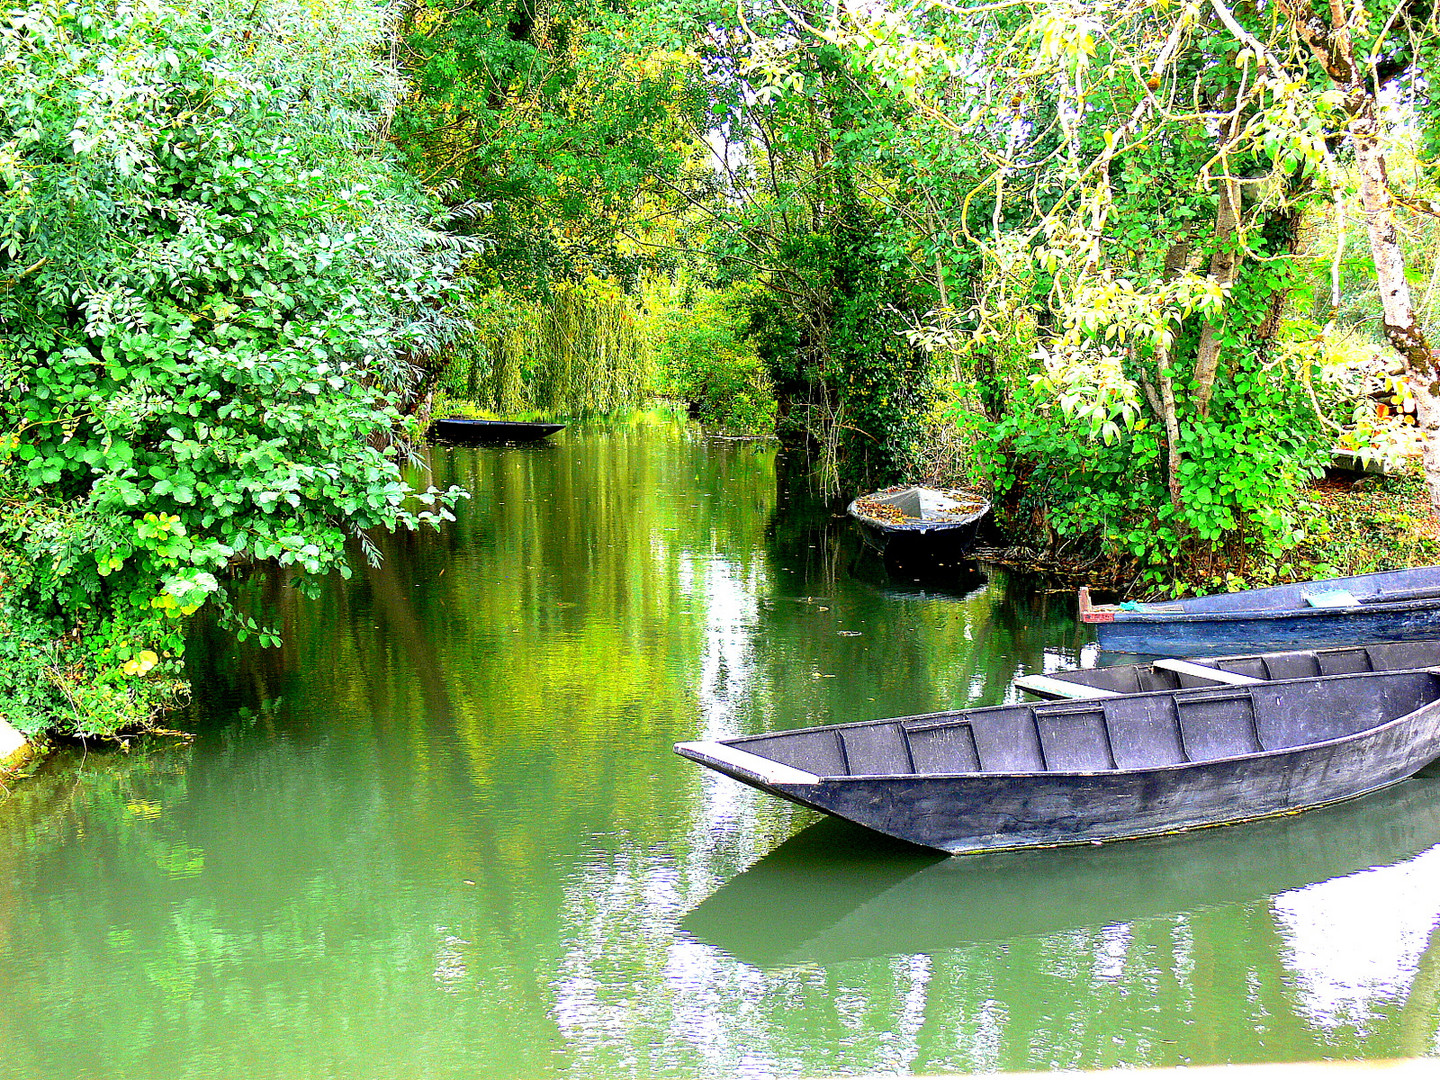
[1192,173,1242,419]
[1286,0,1440,511]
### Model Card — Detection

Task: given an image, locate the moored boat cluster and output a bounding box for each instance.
[677,562,1440,856]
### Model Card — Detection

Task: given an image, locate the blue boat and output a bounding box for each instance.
[1079,565,1440,655]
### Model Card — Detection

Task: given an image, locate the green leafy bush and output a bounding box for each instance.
[977,355,1329,587]
[648,285,776,435]
[0,0,471,737]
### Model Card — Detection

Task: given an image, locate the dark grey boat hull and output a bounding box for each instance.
[676,671,1440,855]
[430,418,565,443]
[848,514,987,559]
[766,728,1435,853]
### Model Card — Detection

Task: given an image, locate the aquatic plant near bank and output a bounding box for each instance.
[0,0,472,739]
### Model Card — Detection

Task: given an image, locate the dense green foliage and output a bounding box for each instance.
[392,0,709,294]
[645,282,775,434]
[694,25,961,490]
[4,0,1439,741]
[976,358,1328,587]
[0,0,467,737]
[768,0,1438,579]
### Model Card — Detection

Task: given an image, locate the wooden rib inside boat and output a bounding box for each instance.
[675,668,1440,854]
[1017,639,1440,700]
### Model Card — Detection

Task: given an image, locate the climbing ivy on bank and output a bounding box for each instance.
[0,0,470,738]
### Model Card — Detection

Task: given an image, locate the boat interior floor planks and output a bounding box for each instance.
[1017,639,1440,700]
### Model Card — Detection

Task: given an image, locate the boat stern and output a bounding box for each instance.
[1078,585,1117,624]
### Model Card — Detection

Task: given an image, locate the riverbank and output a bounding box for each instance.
[0,721,35,788]
[972,469,1440,597]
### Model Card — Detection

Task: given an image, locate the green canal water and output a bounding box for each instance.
[3,421,1440,1078]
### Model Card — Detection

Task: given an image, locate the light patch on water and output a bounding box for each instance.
[432,929,470,994]
[690,553,766,742]
[1273,843,1440,1032]
[1092,923,1133,982]
[891,953,933,1072]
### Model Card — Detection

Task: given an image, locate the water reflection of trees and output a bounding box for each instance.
[2,425,1439,1077]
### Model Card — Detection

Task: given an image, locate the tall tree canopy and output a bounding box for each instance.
[741,0,1440,570]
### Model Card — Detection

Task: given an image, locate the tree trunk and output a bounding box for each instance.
[1286,0,1440,510]
[1193,96,1246,417]
[1158,359,1185,513]
[1153,240,1193,514]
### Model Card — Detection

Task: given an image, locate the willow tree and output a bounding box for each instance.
[443,280,648,414]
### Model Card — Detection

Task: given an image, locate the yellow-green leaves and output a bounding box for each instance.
[1024,8,1099,74]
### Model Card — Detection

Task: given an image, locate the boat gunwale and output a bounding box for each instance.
[1094,596,1440,624]
[704,668,1440,784]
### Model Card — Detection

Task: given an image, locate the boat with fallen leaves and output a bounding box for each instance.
[1016,639,1440,701]
[845,485,990,559]
[674,668,1440,854]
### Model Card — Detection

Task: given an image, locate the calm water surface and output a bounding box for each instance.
[3,421,1440,1078]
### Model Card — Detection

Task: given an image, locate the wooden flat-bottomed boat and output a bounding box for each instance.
[1016,639,1440,701]
[1079,565,1440,654]
[845,486,990,560]
[674,669,1440,855]
[429,418,565,443]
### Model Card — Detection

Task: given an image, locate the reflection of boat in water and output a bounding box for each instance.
[851,555,990,602]
[679,774,1440,969]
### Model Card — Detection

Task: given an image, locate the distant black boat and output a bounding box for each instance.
[1079,565,1440,654]
[674,668,1440,854]
[1017,639,1440,700]
[845,486,990,560]
[681,775,1440,968]
[429,418,565,443]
